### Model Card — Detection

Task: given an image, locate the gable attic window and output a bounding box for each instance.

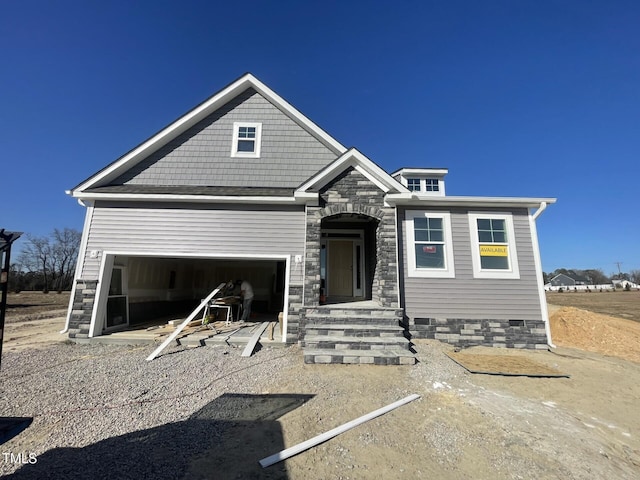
[425,178,439,192]
[407,178,421,191]
[231,122,262,158]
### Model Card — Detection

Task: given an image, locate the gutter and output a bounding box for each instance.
[68,191,320,206]
[385,193,556,209]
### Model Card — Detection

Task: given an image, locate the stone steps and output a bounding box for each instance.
[304,323,406,337]
[301,305,415,365]
[303,334,410,350]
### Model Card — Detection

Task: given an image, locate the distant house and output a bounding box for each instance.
[548,272,592,287]
[549,274,576,287]
[63,73,556,363]
[612,279,639,290]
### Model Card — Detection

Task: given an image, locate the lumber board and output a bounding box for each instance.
[146,283,225,361]
[259,393,421,468]
[241,322,269,357]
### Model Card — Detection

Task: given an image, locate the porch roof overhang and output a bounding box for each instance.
[384,193,557,209]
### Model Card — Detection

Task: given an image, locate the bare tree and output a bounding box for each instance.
[18,235,52,291]
[630,270,640,284]
[17,228,81,292]
[52,228,81,291]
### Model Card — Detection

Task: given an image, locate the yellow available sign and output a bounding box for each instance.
[480,245,508,257]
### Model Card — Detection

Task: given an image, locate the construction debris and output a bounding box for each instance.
[241,322,270,357]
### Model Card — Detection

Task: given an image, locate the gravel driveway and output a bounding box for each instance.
[2,336,639,479]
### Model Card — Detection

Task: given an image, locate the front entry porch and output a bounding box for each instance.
[300,302,415,365]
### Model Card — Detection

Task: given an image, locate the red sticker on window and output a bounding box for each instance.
[423,246,436,253]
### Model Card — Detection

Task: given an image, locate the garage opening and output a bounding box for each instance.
[103,255,286,333]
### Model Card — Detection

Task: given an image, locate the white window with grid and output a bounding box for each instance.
[231,122,262,158]
[405,211,455,278]
[425,178,439,192]
[468,212,520,279]
[407,178,421,191]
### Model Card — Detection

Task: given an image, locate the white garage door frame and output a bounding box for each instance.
[90,250,291,341]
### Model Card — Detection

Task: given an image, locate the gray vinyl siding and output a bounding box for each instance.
[110,88,338,189]
[399,207,543,321]
[80,202,306,285]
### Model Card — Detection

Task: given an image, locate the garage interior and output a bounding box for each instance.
[105,256,286,333]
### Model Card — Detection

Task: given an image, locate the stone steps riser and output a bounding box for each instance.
[303,343,409,350]
[305,310,402,316]
[304,318,401,326]
[305,329,404,337]
[304,354,415,365]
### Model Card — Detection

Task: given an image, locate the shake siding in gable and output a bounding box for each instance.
[110,88,338,189]
[80,202,306,284]
[399,207,543,321]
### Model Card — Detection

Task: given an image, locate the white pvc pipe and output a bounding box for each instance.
[259,393,421,468]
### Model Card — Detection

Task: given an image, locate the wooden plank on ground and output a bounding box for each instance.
[146,283,225,361]
[259,393,421,468]
[241,322,269,357]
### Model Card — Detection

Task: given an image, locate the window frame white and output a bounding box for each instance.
[405,210,455,278]
[231,122,262,158]
[425,178,439,192]
[407,178,421,191]
[468,212,520,279]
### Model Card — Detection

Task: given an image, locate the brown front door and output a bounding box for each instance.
[328,240,353,296]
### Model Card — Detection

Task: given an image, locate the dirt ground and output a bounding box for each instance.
[546,290,640,322]
[2,292,640,478]
[2,292,70,353]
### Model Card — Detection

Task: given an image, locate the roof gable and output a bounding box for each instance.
[296,148,409,195]
[71,73,347,193]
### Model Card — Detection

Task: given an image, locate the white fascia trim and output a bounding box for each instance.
[74,74,347,193]
[72,192,305,205]
[386,194,557,208]
[391,168,449,176]
[297,149,409,194]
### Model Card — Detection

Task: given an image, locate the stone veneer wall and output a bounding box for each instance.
[68,279,97,339]
[286,285,303,338]
[407,317,548,349]
[303,167,399,308]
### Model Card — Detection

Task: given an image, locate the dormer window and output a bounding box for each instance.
[407,178,421,191]
[231,122,262,158]
[425,178,439,192]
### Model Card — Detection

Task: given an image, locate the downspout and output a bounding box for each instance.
[530,202,555,348]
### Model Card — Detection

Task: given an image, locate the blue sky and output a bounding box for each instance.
[2,0,638,275]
